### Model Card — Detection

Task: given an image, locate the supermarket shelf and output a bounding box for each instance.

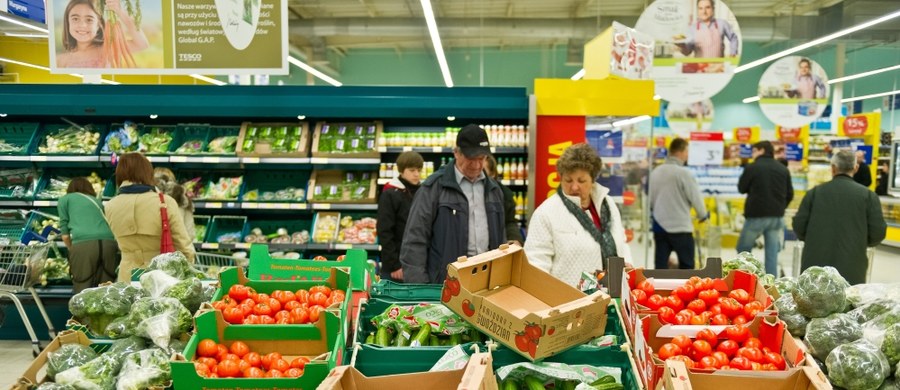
[240,202,307,210]
[99,155,170,164]
[377,178,527,186]
[195,201,378,211]
[307,243,380,251]
[32,200,59,207]
[168,155,241,164]
[0,199,33,207]
[31,155,100,163]
[194,201,241,209]
[195,242,380,251]
[240,157,311,164]
[0,156,32,162]
[309,157,381,165]
[377,146,527,154]
[311,203,378,210]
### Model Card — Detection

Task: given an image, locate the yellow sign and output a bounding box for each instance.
[534,78,659,117]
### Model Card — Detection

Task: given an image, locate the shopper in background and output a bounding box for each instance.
[876,162,889,196]
[57,177,118,293]
[525,143,631,286]
[377,151,424,282]
[648,138,708,269]
[106,153,195,282]
[154,167,196,242]
[400,124,507,284]
[853,150,872,188]
[793,149,886,285]
[736,141,793,275]
[485,155,524,244]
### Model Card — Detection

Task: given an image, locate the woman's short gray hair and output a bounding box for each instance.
[557,143,604,179]
[831,149,857,174]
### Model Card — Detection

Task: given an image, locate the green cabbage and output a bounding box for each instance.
[792,266,849,319]
[826,340,891,390]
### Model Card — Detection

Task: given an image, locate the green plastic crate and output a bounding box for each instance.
[170,124,209,155]
[0,122,39,155]
[0,168,39,199]
[248,244,375,292]
[33,123,107,155]
[0,209,28,240]
[370,280,444,302]
[193,215,211,243]
[205,125,241,155]
[241,170,310,203]
[355,297,485,349]
[33,169,111,200]
[136,124,177,155]
[206,215,247,244]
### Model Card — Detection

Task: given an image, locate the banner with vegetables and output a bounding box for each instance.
[46,0,288,74]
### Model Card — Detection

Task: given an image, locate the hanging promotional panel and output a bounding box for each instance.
[47,0,288,74]
[583,21,655,80]
[664,100,714,132]
[635,0,742,103]
[758,56,830,128]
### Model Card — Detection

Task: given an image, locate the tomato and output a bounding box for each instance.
[645,294,665,310]
[267,298,282,312]
[761,363,778,371]
[196,357,218,371]
[730,356,753,370]
[637,280,655,296]
[695,277,714,291]
[229,341,250,358]
[719,298,743,318]
[194,362,211,377]
[310,285,332,297]
[253,303,273,316]
[673,284,697,302]
[687,276,701,287]
[229,285,250,301]
[295,290,310,303]
[689,313,710,325]
[708,303,723,316]
[764,351,786,370]
[284,300,301,311]
[237,303,254,317]
[716,340,739,358]
[674,313,692,325]
[308,306,324,323]
[657,343,682,360]
[698,289,721,308]
[238,359,250,373]
[630,289,648,306]
[243,314,260,324]
[750,362,763,371]
[728,289,751,305]
[743,301,765,318]
[275,310,292,323]
[197,339,218,358]
[222,353,241,362]
[216,344,229,361]
[217,359,241,378]
[699,355,720,369]
[743,337,763,349]
[696,328,718,348]
[291,307,310,324]
[687,299,707,315]
[724,325,750,343]
[309,292,329,307]
[262,352,283,370]
[738,347,764,363]
[291,356,311,369]
[255,293,270,302]
[690,340,713,361]
[332,292,346,303]
[711,351,729,367]
[243,352,262,368]
[732,315,749,325]
[664,295,685,311]
[658,306,676,324]
[271,358,291,373]
[243,366,264,378]
[668,355,695,369]
[260,315,275,324]
[266,369,284,378]
[223,307,245,325]
[285,367,303,378]
[710,313,730,325]
[671,335,693,351]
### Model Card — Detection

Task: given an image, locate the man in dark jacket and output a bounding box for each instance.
[400,124,507,284]
[485,154,524,243]
[853,150,872,187]
[736,141,793,275]
[377,151,423,282]
[793,149,886,285]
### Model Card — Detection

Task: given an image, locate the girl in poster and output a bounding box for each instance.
[57,0,148,68]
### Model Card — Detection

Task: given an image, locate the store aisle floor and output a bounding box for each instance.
[0,340,39,387]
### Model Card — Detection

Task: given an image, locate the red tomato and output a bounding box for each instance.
[238,359,250,373]
[216,344,229,361]
[645,294,665,310]
[671,335,693,351]
[284,300,301,311]
[668,355,695,369]
[730,356,753,370]
[217,360,241,378]
[267,298,282,312]
[708,303,723,316]
[310,285,332,297]
[728,289,751,304]
[687,276,701,287]
[673,284,697,302]
[698,289,721,308]
[716,340,740,358]
[271,358,291,373]
[743,337,763,349]
[243,314,260,325]
[700,355,720,369]
[711,351,729,367]
[196,357,218,371]
[761,363,778,371]
[696,328,718,348]
[732,315,749,325]
[237,303,254,317]
[291,356,311,369]
[637,280,655,296]
[743,301,765,318]
[309,292,329,307]
[243,367,264,378]
[262,352,283,370]
[687,299,707,315]
[674,313,692,325]
[725,325,750,343]
[710,313,730,325]
[719,298,743,318]
[630,289,648,306]
[750,362,763,371]
[738,347,764,363]
[690,340,713,361]
[271,290,285,302]
[689,313,710,325]
[253,303,273,317]
[295,290,310,304]
[223,307,244,325]
[291,307,310,324]
[308,305,324,323]
[229,341,250,358]
[266,369,284,378]
[229,285,250,301]
[764,351,786,370]
[260,315,275,324]
[657,343,683,360]
[243,352,262,368]
[222,353,240,361]
[197,339,218,358]
[658,306,677,324]
[284,367,303,378]
[696,278,714,290]
[194,362,211,377]
[274,310,292,323]
[664,295,685,311]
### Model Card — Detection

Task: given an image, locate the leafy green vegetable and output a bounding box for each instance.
[882,323,900,366]
[39,125,101,154]
[56,351,127,390]
[792,266,849,319]
[207,136,238,154]
[107,297,192,349]
[145,252,203,280]
[35,383,76,390]
[108,336,147,355]
[826,340,891,390]
[68,283,146,336]
[101,122,139,154]
[46,344,98,379]
[806,312,863,361]
[774,294,809,337]
[848,299,894,324]
[722,252,765,278]
[115,348,172,390]
[163,277,204,313]
[175,140,204,154]
[138,128,173,154]
[773,277,798,296]
[846,283,900,308]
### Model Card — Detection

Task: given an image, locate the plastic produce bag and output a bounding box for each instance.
[805,312,862,361]
[846,283,900,308]
[145,252,201,280]
[139,270,179,298]
[773,277,798,296]
[722,252,765,278]
[46,344,98,379]
[774,294,809,337]
[825,340,891,390]
[882,324,900,367]
[115,348,172,390]
[162,277,204,313]
[36,383,76,390]
[877,377,899,390]
[862,307,900,357]
[56,351,126,390]
[108,336,147,355]
[847,299,894,324]
[68,282,146,336]
[792,266,849,319]
[108,297,192,349]
[371,303,471,335]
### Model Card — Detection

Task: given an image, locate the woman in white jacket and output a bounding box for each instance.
[525,143,631,286]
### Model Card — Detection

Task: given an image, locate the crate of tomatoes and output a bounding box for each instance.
[622,270,775,339]
[632,314,813,390]
[170,309,344,387]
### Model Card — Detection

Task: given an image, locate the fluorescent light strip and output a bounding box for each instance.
[829,64,900,84]
[734,9,900,73]
[286,56,342,86]
[842,89,900,103]
[0,56,49,71]
[0,14,48,33]
[742,96,760,104]
[613,115,651,127]
[571,69,586,80]
[190,74,226,86]
[5,32,48,38]
[420,0,453,88]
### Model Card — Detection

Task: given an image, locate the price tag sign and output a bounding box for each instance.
[290,203,307,210]
[31,156,47,162]
[235,243,251,249]
[201,157,220,164]
[205,202,223,209]
[242,157,260,164]
[842,115,869,137]
[242,203,259,209]
[313,203,332,210]
[202,243,220,249]
[335,244,352,250]
[34,200,51,207]
[170,156,188,163]
[310,157,328,164]
[687,132,724,166]
[377,147,387,153]
[402,146,413,152]
[432,146,443,153]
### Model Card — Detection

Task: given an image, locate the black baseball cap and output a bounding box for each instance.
[456,124,491,158]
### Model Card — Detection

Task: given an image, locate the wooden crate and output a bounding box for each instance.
[236,122,310,157]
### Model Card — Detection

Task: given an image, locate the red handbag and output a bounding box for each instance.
[159,192,175,253]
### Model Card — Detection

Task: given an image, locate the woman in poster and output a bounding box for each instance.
[675,0,739,58]
[57,0,148,68]
[787,58,827,99]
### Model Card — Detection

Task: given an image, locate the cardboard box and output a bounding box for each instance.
[605,257,723,298]
[308,170,378,204]
[237,121,310,157]
[311,121,383,158]
[621,269,774,339]
[317,352,497,390]
[660,359,832,390]
[442,243,610,361]
[171,309,343,389]
[633,314,809,390]
[248,243,374,292]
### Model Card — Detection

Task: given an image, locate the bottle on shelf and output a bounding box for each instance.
[516,158,525,181]
[503,160,512,181]
[379,163,388,178]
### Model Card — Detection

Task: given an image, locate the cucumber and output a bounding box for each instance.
[592,383,624,390]
[440,337,450,346]
[374,326,391,346]
[365,332,374,344]
[449,333,462,345]
[469,329,483,343]
[412,323,432,347]
[560,380,577,390]
[394,323,412,347]
[524,375,545,390]
[500,379,518,390]
[590,375,616,386]
[429,335,441,346]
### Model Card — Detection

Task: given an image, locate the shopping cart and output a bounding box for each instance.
[0,240,57,356]
[791,242,876,282]
[193,252,248,280]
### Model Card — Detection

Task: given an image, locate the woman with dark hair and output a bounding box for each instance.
[57,177,117,293]
[105,153,195,281]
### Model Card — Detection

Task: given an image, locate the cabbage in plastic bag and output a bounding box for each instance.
[882,323,900,367]
[846,283,900,308]
[773,277,798,296]
[774,294,809,337]
[862,307,900,356]
[826,340,891,390]
[113,297,192,349]
[115,348,172,390]
[108,336,147,355]
[848,299,894,324]
[145,252,201,280]
[793,266,849,319]
[877,377,900,390]
[163,277,204,313]
[56,351,126,390]
[722,252,765,278]
[36,383,76,390]
[806,312,863,361]
[139,270,180,298]
[46,344,98,379]
[68,283,146,335]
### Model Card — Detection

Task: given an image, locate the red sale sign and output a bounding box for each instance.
[777,127,802,143]
[734,127,753,142]
[843,115,869,136]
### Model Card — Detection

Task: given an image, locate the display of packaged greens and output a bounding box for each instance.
[138,128,174,154]
[207,136,238,154]
[174,140,204,154]
[494,361,623,390]
[101,122,139,154]
[195,176,242,200]
[371,303,471,335]
[38,125,101,154]
[242,124,304,154]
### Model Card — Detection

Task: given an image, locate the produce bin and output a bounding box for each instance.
[32,123,107,155]
[137,124,177,155]
[0,209,28,240]
[245,218,312,245]
[237,121,310,157]
[308,170,378,204]
[0,122,39,156]
[33,169,110,200]
[206,216,248,245]
[205,125,241,155]
[193,215,211,243]
[248,243,375,293]
[0,168,40,200]
[240,170,311,205]
[370,280,444,302]
[169,124,210,155]
[311,121,382,158]
[179,170,244,202]
[661,359,832,390]
[330,212,377,245]
[353,297,484,349]
[605,257,723,298]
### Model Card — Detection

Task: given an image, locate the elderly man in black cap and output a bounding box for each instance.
[400,124,508,284]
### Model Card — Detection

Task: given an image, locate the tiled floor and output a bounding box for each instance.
[2,241,899,387]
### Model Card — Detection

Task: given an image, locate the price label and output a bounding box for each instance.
[335,244,352,250]
[205,202,223,209]
[688,132,724,166]
[170,156,188,163]
[202,157,221,163]
[31,156,47,162]
[259,203,275,209]
[202,243,219,249]
[276,203,290,209]
[242,157,260,164]
[310,157,328,164]
[402,146,413,152]
[242,203,259,209]
[290,203,307,210]
[34,200,51,207]
[432,146,443,153]
[377,147,387,153]
[235,243,251,249]
[313,203,332,210]
[843,115,869,136]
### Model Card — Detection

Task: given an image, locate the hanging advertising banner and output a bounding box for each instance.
[687,131,724,166]
[583,21,655,80]
[47,0,288,74]
[758,56,830,128]
[665,100,714,132]
[733,126,758,143]
[7,0,45,23]
[785,143,804,161]
[635,0,742,103]
[586,130,624,159]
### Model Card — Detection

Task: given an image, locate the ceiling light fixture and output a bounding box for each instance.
[190,74,227,86]
[297,115,306,120]
[735,10,900,73]
[447,116,456,121]
[0,56,49,71]
[742,96,761,104]
[149,114,158,119]
[613,115,652,127]
[829,64,900,84]
[841,89,900,103]
[571,69,585,80]
[0,14,48,33]
[420,0,453,87]
[653,95,661,101]
[287,56,342,87]
[0,114,7,117]
[4,32,48,38]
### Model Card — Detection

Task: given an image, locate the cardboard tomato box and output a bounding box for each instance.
[316,351,497,390]
[248,243,375,293]
[660,359,832,390]
[621,269,775,339]
[442,243,610,361]
[172,309,344,389]
[604,257,723,298]
[633,314,809,390]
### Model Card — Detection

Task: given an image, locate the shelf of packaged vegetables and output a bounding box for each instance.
[377,146,526,154]
[375,178,529,187]
[194,242,381,251]
[0,199,378,211]
[3,155,382,166]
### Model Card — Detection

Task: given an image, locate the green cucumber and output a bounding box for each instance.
[469,329,483,343]
[500,379,518,390]
[449,333,462,345]
[394,323,412,347]
[429,335,441,346]
[591,375,616,386]
[412,323,432,347]
[592,384,624,390]
[524,375,545,390]
[374,326,391,346]
[560,380,577,390]
[365,332,374,344]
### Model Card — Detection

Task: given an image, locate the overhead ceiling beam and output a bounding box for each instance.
[359,0,378,17]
